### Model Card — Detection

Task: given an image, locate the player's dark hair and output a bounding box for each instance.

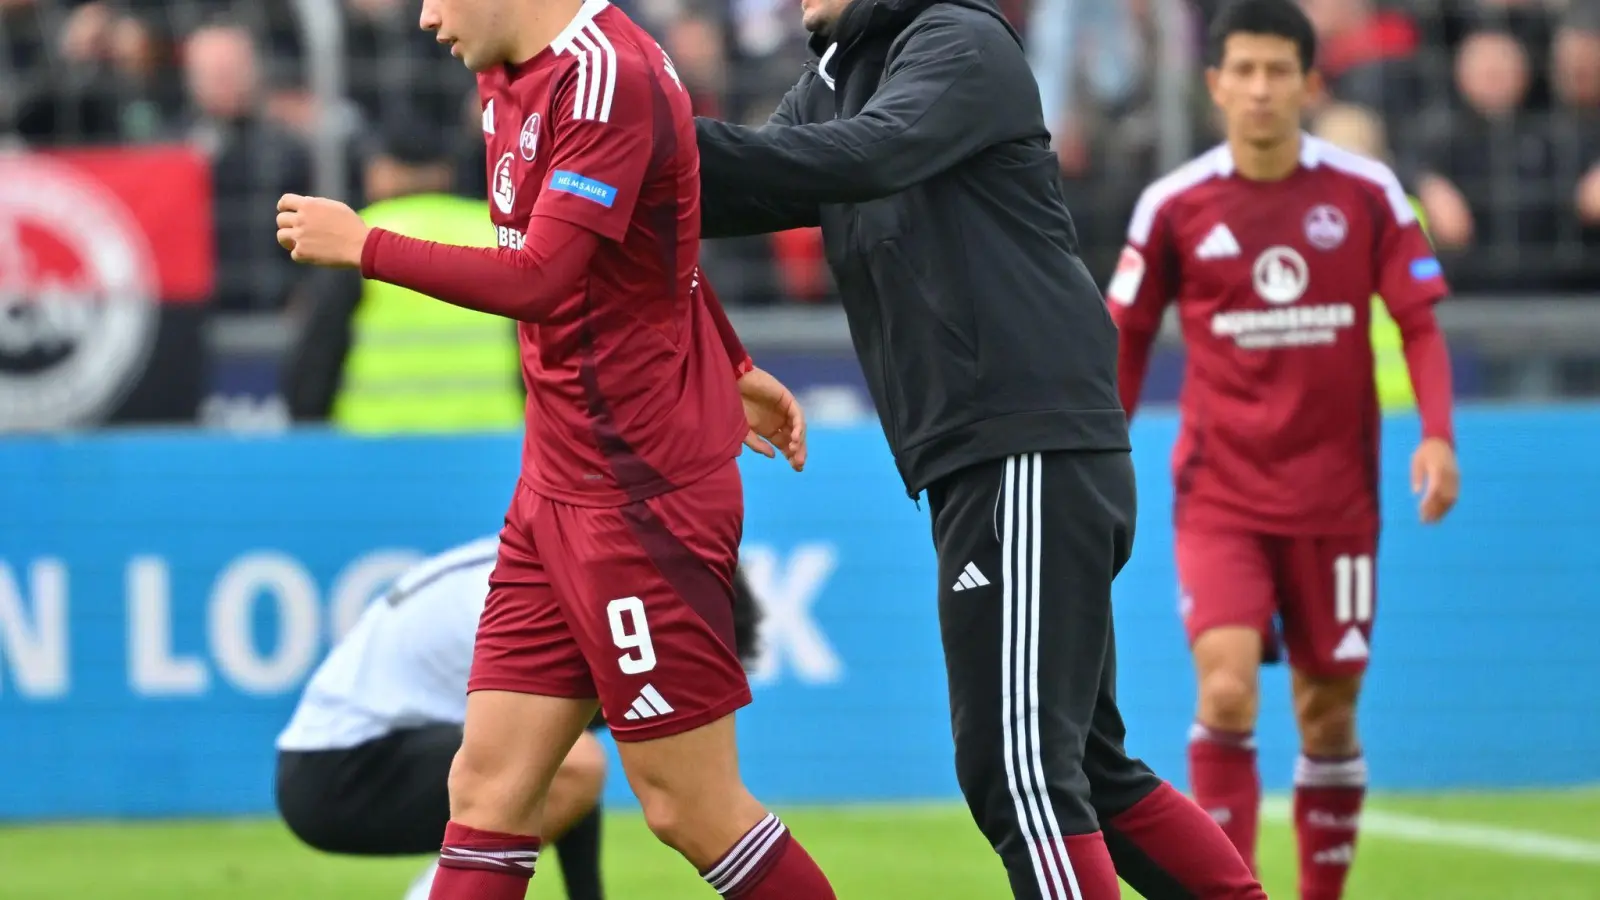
[1208,0,1317,72]
[731,566,764,669]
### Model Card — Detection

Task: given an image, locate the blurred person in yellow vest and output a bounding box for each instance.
[329,192,524,432]
[1312,103,1426,412]
[331,189,524,432]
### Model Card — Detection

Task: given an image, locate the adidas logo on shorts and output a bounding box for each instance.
[623,684,675,720]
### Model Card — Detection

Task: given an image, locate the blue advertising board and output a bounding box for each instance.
[1,407,1596,820]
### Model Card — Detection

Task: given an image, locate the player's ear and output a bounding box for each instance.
[1305,69,1327,106]
[1205,67,1224,108]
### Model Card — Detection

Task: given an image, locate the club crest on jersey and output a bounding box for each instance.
[1304,204,1348,251]
[492,152,516,215]
[520,114,540,161]
[1252,246,1309,305]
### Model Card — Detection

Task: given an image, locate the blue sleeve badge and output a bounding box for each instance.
[548,170,618,208]
[1410,257,1443,280]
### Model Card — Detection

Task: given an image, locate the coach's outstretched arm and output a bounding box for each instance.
[695,17,1032,205]
[700,84,822,238]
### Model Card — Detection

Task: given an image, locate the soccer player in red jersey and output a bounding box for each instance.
[272,0,838,898]
[1109,2,1461,898]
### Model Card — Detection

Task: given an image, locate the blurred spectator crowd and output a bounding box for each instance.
[2,0,1599,314]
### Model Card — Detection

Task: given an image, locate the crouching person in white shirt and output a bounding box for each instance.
[274,535,765,900]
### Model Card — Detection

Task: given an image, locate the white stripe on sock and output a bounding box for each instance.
[1295,754,1369,788]
[1189,722,1259,751]
[713,818,789,895]
[441,847,538,861]
[704,813,781,888]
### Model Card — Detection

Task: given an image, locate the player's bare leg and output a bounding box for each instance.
[406,728,604,900]
[547,731,607,900]
[1082,622,1268,900]
[1290,669,1366,900]
[1189,626,1265,871]
[616,713,836,899]
[430,691,596,900]
[544,730,606,838]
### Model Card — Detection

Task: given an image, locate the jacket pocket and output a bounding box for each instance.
[875,240,977,360]
[866,240,978,445]
[853,196,907,249]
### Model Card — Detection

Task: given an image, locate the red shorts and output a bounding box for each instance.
[469,460,751,742]
[1175,528,1378,678]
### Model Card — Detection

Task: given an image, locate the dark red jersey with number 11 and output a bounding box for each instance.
[1109,136,1454,535]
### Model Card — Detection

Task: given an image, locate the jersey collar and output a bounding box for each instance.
[550,0,610,55]
[1214,132,1323,177]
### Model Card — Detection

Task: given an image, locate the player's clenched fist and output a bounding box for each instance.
[276,194,369,268]
[1412,437,1460,524]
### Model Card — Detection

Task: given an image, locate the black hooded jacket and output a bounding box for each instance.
[695,0,1130,498]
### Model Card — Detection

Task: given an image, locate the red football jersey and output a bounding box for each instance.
[477,0,745,506]
[1108,136,1448,534]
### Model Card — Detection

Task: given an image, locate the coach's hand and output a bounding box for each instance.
[276,194,369,269]
[738,366,807,472]
[1412,437,1459,524]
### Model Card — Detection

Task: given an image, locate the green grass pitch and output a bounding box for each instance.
[3,791,1598,898]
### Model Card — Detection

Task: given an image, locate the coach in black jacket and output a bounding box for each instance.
[698,0,1124,499]
[695,0,1266,898]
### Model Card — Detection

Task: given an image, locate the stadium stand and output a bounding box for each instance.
[0,0,1597,415]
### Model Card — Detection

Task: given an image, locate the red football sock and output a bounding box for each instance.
[700,813,836,899]
[1058,832,1122,899]
[428,821,540,900]
[1106,781,1267,900]
[1295,754,1367,900]
[1188,723,1262,871]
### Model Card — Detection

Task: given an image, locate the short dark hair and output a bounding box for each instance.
[731,566,765,669]
[1208,0,1318,72]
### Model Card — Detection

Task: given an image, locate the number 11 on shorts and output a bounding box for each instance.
[1334,554,1373,625]
[607,596,658,674]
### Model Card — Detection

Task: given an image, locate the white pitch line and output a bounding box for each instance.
[772,799,1600,866]
[1261,798,1600,865]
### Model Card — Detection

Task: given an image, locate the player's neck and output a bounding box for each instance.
[1228,133,1302,183]
[505,0,587,67]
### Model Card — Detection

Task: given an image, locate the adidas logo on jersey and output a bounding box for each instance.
[482,99,495,134]
[1332,627,1369,661]
[1196,224,1241,260]
[952,562,990,592]
[623,684,675,721]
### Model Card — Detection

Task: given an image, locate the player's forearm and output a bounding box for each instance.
[698,273,754,376]
[359,217,599,322]
[1396,308,1456,444]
